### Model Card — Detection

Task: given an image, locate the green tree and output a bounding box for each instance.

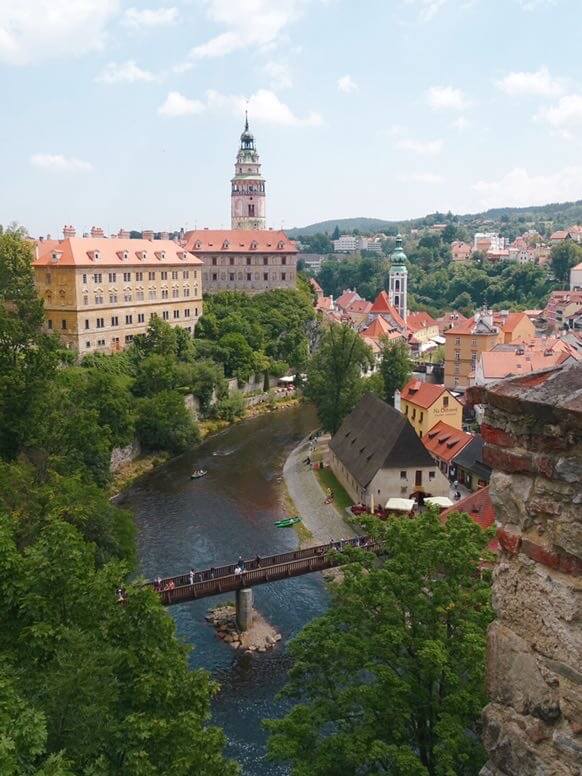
[0,232,61,459]
[550,240,582,284]
[133,353,181,396]
[212,391,246,422]
[266,511,493,776]
[191,359,226,414]
[218,332,256,382]
[136,390,199,453]
[379,339,411,405]
[0,516,238,775]
[305,324,373,434]
[82,370,134,446]
[332,225,341,240]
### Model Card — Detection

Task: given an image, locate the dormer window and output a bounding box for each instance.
[222,240,229,250]
[194,241,202,250]
[51,251,62,263]
[250,240,257,250]
[277,241,284,250]
[154,250,166,261]
[87,250,100,262]
[177,251,187,260]
[117,250,130,261]
[137,250,147,261]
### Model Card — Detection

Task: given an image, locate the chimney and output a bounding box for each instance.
[118,228,130,240]
[142,229,154,241]
[160,231,169,241]
[90,226,104,238]
[394,388,402,412]
[63,225,76,239]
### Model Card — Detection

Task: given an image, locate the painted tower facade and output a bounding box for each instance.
[231,114,266,230]
[387,234,408,322]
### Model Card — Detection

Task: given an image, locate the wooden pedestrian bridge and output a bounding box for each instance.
[148,536,376,614]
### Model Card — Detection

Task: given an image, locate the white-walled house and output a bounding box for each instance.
[328,393,450,508]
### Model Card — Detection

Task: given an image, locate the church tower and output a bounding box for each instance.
[231,113,266,230]
[387,234,408,322]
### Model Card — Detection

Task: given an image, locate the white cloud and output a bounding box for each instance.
[30,154,93,173]
[404,0,448,22]
[95,60,157,83]
[515,0,556,10]
[400,172,444,183]
[0,0,119,65]
[264,61,293,89]
[190,0,303,59]
[396,137,443,155]
[158,91,205,117]
[496,66,563,96]
[427,85,468,110]
[123,6,178,28]
[473,165,582,209]
[207,88,323,126]
[337,74,357,94]
[157,87,322,126]
[535,94,582,135]
[452,116,470,131]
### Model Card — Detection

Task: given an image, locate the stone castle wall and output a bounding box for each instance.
[468,364,582,776]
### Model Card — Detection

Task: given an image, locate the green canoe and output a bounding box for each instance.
[274,516,302,528]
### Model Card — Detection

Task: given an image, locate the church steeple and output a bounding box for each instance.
[387,234,408,322]
[231,114,266,229]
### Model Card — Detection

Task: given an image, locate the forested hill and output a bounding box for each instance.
[286,198,582,237]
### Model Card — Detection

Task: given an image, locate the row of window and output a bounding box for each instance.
[210,256,288,267]
[206,272,293,283]
[45,270,196,285]
[81,287,197,305]
[47,307,199,332]
[454,337,479,346]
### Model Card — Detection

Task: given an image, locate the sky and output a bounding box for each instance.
[1,0,582,236]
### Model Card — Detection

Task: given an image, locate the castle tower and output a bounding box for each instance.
[231,113,266,230]
[387,234,408,322]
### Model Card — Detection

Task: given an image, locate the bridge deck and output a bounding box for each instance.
[149,537,374,606]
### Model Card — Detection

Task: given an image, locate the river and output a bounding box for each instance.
[123,404,327,775]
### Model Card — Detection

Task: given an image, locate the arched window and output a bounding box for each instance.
[395,279,400,291]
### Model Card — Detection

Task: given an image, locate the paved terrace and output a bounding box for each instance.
[149,537,376,606]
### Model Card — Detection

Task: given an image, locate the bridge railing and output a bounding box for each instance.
[154,537,379,606]
[148,536,370,590]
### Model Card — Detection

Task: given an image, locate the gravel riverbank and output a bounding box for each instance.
[283,436,358,545]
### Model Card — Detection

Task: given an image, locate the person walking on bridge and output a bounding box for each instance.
[189,568,195,585]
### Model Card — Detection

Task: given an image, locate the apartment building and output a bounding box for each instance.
[400,379,463,436]
[444,310,535,388]
[34,230,203,354]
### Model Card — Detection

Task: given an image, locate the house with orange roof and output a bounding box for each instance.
[407,311,439,344]
[540,291,582,331]
[399,378,463,437]
[422,420,473,478]
[335,289,361,312]
[34,227,204,354]
[436,310,469,335]
[451,241,472,262]
[181,229,296,294]
[345,298,372,325]
[444,309,534,389]
[550,230,572,243]
[368,290,407,333]
[473,347,575,386]
[309,277,324,299]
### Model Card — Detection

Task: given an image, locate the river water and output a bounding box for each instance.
[124,404,327,775]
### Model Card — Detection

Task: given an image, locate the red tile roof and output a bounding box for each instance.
[360,316,393,339]
[407,311,438,333]
[494,311,529,333]
[401,379,449,409]
[440,485,498,552]
[370,291,406,328]
[347,299,372,314]
[182,229,296,253]
[422,421,473,463]
[34,238,203,267]
[480,349,573,379]
[335,289,361,310]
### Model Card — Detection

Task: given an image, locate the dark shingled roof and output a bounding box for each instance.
[329,393,436,488]
[452,435,491,482]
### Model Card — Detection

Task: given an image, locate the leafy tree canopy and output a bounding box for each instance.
[266,511,493,776]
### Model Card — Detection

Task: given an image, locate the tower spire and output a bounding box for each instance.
[244,109,249,133]
[231,113,266,230]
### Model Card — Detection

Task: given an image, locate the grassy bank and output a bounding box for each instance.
[314,467,353,512]
[110,451,170,496]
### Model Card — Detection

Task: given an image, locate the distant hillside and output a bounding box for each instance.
[287,199,582,237]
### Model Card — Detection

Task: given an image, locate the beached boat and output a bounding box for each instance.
[274,516,301,528]
[191,469,208,480]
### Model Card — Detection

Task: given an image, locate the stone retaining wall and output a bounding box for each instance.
[468,363,582,776]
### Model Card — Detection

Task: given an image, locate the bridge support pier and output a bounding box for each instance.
[235,588,253,632]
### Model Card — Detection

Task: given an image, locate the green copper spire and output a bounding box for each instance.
[389,233,408,272]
